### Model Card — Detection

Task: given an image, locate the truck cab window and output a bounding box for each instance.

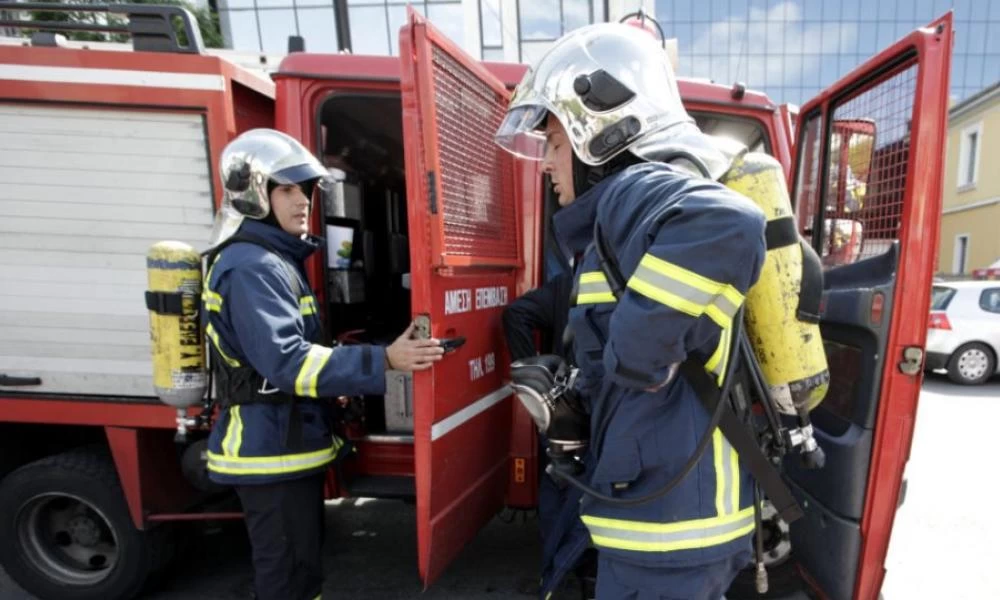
[691,112,770,155]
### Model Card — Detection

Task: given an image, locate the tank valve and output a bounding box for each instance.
[174,409,200,444]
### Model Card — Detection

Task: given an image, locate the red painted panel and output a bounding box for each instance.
[400,8,518,587]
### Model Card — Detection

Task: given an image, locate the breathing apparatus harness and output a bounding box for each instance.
[509,150,825,594]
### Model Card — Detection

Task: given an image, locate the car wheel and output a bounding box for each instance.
[947,342,996,385]
[0,447,174,600]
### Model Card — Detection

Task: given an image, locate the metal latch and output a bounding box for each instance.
[898,346,924,375]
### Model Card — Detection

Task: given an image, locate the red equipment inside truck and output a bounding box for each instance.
[0,5,953,600]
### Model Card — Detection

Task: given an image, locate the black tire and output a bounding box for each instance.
[947,342,996,385]
[0,447,174,600]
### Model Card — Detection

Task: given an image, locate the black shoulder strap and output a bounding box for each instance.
[206,233,304,299]
[592,220,803,524]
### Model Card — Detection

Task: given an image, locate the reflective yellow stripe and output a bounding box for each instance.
[206,444,337,475]
[713,429,738,516]
[203,290,223,312]
[582,507,755,552]
[221,407,239,457]
[232,407,244,457]
[299,296,317,316]
[729,435,740,514]
[577,271,617,305]
[294,346,333,397]
[206,323,240,367]
[627,254,743,329]
[705,324,732,385]
[713,429,726,516]
[202,255,222,309]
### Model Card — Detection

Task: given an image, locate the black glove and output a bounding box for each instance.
[509,355,589,450]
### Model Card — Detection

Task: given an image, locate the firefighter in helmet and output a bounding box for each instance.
[496,24,767,600]
[203,128,443,600]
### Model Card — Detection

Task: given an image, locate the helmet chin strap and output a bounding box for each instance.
[571,151,644,198]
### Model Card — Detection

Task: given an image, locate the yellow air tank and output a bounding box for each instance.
[720,153,829,414]
[145,241,207,409]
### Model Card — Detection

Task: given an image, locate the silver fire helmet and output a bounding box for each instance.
[495,22,744,180]
[208,128,329,248]
[495,22,691,167]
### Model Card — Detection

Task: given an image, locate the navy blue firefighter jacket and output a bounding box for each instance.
[543,161,767,582]
[202,219,386,486]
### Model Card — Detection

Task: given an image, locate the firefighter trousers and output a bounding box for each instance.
[236,473,326,600]
[595,550,751,600]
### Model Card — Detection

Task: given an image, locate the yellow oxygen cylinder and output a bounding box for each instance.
[145,241,207,410]
[720,153,829,415]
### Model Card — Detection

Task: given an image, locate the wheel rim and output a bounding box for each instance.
[957,349,989,381]
[16,493,120,586]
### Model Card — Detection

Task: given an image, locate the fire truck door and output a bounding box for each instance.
[783,13,952,600]
[399,9,522,588]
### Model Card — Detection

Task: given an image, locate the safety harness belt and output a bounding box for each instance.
[203,234,310,450]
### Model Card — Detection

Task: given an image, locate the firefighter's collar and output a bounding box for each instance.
[551,175,614,255]
[239,219,321,263]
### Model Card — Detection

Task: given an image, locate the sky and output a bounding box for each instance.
[216,0,998,106]
[648,0,998,104]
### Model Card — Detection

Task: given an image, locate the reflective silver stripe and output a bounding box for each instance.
[632,262,739,321]
[578,280,612,296]
[430,386,511,441]
[720,433,736,515]
[583,510,754,551]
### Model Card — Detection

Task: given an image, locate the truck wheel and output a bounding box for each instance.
[0,447,172,600]
[947,342,996,385]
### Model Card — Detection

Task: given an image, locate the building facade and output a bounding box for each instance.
[937,82,1000,276]
[216,0,644,64]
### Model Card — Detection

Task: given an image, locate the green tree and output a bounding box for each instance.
[26,0,223,49]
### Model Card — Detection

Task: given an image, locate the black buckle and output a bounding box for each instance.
[145,291,185,315]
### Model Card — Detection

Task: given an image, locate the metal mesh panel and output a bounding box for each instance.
[430,45,518,263]
[818,64,918,268]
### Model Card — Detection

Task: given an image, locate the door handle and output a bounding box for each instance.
[0,374,42,387]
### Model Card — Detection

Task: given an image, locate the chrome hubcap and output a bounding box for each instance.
[16,493,120,586]
[958,349,989,380]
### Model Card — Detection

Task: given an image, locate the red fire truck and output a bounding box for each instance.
[0,4,953,600]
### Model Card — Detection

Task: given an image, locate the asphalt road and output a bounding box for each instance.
[2,375,998,600]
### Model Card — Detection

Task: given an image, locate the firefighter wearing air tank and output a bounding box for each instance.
[496,24,826,599]
[200,129,443,600]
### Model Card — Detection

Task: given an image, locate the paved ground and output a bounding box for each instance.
[2,374,998,600]
[880,374,1000,600]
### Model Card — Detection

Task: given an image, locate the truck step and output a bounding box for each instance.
[346,475,415,499]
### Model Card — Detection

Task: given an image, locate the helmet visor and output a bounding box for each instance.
[495,104,548,160]
[271,161,329,186]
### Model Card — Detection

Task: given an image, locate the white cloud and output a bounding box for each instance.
[688,1,856,90]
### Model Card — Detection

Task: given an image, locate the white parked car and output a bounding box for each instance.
[925,280,1000,385]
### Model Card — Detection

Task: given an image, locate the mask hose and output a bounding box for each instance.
[546,307,745,507]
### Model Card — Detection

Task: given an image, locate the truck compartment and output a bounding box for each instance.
[316,92,418,494]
